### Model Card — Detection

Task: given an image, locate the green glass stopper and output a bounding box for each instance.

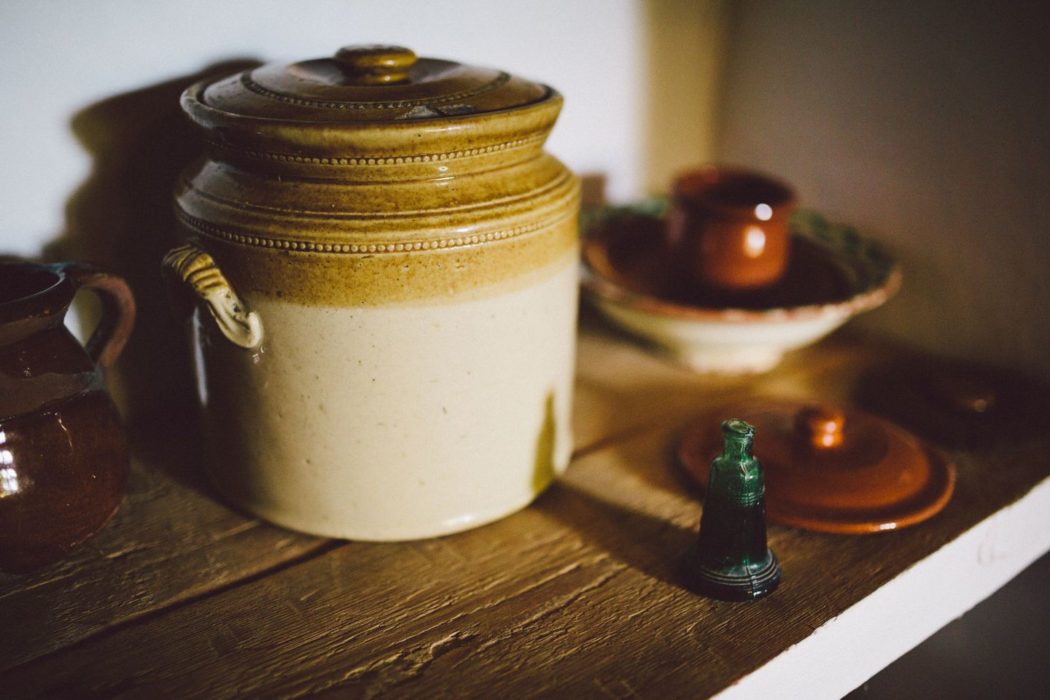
[682,419,781,601]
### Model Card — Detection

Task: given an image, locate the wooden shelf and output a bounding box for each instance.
[3,314,1049,698]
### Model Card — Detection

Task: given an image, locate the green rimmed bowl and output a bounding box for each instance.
[581,201,901,374]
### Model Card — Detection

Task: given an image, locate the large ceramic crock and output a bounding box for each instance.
[163,45,580,540]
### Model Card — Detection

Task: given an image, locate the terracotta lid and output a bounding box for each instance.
[678,400,956,534]
[180,44,560,168]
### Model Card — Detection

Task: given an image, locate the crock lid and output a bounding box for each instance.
[195,44,551,122]
[180,44,561,172]
[678,400,956,534]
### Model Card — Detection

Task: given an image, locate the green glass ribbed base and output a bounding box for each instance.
[682,549,781,602]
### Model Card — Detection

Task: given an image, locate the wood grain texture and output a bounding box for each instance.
[2,318,1049,698]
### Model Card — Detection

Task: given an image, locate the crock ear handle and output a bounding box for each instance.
[61,263,137,368]
[162,243,263,351]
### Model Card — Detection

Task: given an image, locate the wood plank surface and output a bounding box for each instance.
[2,318,1049,698]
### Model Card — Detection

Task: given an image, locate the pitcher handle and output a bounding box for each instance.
[162,243,263,351]
[59,263,137,368]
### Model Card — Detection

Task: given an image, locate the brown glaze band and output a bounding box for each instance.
[177,208,558,254]
[173,52,579,309]
[174,168,578,306]
[240,70,514,110]
[182,87,564,177]
[177,156,572,224]
[184,202,579,307]
[0,390,129,573]
[173,145,580,307]
[210,132,548,169]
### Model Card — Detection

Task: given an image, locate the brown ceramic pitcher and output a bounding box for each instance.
[0,260,135,573]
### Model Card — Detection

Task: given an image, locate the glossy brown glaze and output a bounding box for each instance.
[0,261,134,573]
[0,391,128,573]
[678,400,956,534]
[670,166,796,290]
[583,210,853,312]
[170,44,578,309]
[580,205,901,373]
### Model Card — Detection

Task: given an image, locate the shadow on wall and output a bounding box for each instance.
[710,1,1050,381]
[45,59,261,425]
[642,0,732,195]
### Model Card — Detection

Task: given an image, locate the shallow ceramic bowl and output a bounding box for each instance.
[581,202,901,374]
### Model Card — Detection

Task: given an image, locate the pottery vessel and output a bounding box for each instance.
[670,166,796,290]
[0,261,135,572]
[582,206,900,373]
[163,45,580,540]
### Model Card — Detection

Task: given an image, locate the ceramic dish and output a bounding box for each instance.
[581,201,901,373]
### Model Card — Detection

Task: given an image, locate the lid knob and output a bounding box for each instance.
[795,405,845,450]
[334,44,417,85]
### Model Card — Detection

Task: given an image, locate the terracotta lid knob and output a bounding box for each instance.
[334,44,417,85]
[795,405,845,450]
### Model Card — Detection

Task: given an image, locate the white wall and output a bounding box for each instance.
[0,0,646,256]
[12,0,1038,387]
[716,1,1050,379]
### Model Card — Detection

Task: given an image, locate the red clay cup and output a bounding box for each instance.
[669,166,797,290]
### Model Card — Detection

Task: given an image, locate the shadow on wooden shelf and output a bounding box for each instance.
[3,317,1049,697]
[126,404,212,499]
[536,481,696,590]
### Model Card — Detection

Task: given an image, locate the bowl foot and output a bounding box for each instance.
[666,345,784,375]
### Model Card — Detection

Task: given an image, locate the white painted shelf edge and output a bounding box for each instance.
[718,475,1050,700]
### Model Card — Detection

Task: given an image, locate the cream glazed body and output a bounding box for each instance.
[164,45,581,539]
[190,254,576,539]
